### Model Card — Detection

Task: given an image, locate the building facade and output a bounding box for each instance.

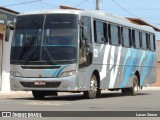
[153,40,160,86]
[0,7,18,91]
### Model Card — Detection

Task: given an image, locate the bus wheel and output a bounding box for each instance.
[84,74,98,99]
[130,75,139,96]
[32,91,45,100]
[128,75,138,96]
[121,75,138,96]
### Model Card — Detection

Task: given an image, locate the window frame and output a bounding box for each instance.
[132,29,141,49]
[141,31,148,50]
[93,19,108,44]
[108,23,121,46]
[121,27,132,48]
[149,33,156,51]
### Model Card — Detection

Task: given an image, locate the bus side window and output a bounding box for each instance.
[80,16,92,44]
[153,35,156,50]
[133,30,141,49]
[109,24,120,46]
[108,24,111,44]
[150,34,156,51]
[104,23,108,43]
[129,29,132,47]
[94,20,107,44]
[122,27,131,48]
[141,32,148,50]
[147,33,151,50]
[146,33,150,50]
[132,30,135,47]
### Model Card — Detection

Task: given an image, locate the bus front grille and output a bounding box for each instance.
[20,82,61,88]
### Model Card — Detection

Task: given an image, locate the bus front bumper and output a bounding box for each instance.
[10,75,79,91]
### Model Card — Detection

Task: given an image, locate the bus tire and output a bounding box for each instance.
[121,75,138,96]
[129,75,139,96]
[83,74,99,99]
[32,91,45,100]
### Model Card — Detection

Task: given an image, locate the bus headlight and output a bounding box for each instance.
[10,70,22,77]
[60,70,76,77]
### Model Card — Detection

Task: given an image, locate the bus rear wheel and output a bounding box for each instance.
[121,75,138,96]
[129,75,139,96]
[84,74,100,99]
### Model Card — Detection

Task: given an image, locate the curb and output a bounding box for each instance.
[141,87,160,90]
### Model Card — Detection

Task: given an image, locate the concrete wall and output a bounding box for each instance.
[0,24,13,91]
[152,40,160,86]
[152,62,160,86]
[0,8,18,91]
[156,40,160,61]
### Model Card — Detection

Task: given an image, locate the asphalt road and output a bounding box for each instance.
[0,89,160,119]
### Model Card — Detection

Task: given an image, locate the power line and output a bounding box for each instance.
[15,0,40,9]
[74,0,89,7]
[3,0,42,7]
[111,0,140,18]
[111,0,160,26]
[102,8,160,11]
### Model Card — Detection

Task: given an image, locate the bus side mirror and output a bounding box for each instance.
[5,22,15,41]
[7,22,15,30]
[5,28,10,42]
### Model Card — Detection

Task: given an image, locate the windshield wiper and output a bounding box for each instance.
[43,47,56,63]
[26,47,39,61]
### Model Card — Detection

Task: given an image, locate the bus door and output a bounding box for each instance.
[79,16,92,89]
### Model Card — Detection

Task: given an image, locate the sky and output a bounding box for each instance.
[1,0,160,38]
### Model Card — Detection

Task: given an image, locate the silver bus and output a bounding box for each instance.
[10,10,157,99]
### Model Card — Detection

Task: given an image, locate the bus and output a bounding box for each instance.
[10,9,157,99]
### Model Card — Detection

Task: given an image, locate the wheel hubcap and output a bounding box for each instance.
[133,77,138,94]
[90,78,97,96]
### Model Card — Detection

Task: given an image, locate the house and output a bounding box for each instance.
[0,7,18,91]
[154,40,160,86]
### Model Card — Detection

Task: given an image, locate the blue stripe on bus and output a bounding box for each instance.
[52,65,68,77]
[140,52,154,86]
[56,66,68,77]
[147,53,154,77]
[53,69,59,77]
[121,49,138,88]
[121,49,131,88]
[139,51,146,67]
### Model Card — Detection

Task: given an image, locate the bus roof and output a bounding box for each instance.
[19,9,155,33]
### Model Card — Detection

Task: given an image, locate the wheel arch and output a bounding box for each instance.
[93,70,100,88]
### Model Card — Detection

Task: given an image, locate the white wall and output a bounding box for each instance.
[0,28,13,91]
[0,39,2,90]
[1,31,13,91]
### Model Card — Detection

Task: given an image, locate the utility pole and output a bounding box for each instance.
[96,0,100,10]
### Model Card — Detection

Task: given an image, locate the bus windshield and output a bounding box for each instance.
[11,14,78,65]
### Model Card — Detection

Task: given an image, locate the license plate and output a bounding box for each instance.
[34,81,46,86]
